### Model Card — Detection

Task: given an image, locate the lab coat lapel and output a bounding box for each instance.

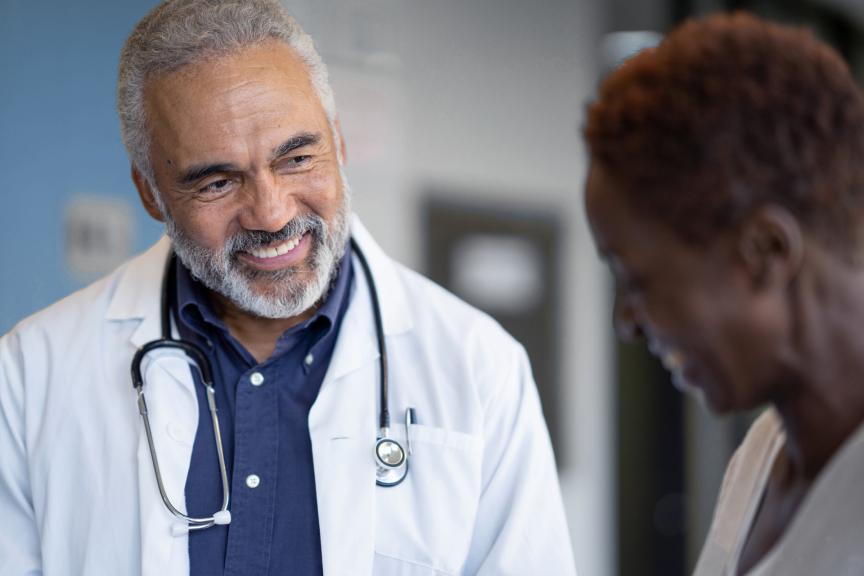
[310,218,415,575]
[105,237,198,576]
[310,253,379,576]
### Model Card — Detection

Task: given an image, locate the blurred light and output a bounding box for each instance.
[599,31,664,76]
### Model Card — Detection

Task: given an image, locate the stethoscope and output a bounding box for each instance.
[130,238,415,534]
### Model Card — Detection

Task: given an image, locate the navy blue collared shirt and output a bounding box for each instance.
[175,248,353,576]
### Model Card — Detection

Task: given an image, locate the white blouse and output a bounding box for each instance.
[693,408,864,576]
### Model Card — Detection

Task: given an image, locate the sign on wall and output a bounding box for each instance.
[65,195,135,279]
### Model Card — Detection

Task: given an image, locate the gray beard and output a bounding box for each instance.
[164,188,352,320]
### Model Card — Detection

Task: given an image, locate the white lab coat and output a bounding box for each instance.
[0,218,576,576]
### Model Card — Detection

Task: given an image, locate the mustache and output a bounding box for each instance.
[225,213,326,254]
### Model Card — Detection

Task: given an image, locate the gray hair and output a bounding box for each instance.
[117,0,337,186]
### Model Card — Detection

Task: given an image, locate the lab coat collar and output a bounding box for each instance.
[348,215,413,337]
[105,235,171,346]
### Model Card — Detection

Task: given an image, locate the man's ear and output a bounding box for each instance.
[131,165,165,222]
[334,117,347,166]
[736,204,804,289]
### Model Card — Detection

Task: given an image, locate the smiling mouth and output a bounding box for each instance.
[245,234,304,259]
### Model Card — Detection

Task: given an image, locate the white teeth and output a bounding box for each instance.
[249,236,302,259]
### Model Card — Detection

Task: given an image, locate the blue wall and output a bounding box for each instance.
[0,1,163,333]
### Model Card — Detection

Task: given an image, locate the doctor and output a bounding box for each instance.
[0,0,575,575]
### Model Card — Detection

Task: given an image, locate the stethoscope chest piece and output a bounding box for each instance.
[375,436,407,487]
[375,407,416,487]
[377,437,405,467]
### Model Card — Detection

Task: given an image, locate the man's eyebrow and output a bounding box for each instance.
[272,133,321,159]
[176,133,321,185]
[178,163,236,186]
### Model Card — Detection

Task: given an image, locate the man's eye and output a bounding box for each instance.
[200,179,232,194]
[278,155,311,170]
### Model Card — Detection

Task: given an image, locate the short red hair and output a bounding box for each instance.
[585,12,864,252]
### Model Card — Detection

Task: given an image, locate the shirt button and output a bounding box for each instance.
[304,353,314,366]
[250,372,264,386]
[245,474,261,489]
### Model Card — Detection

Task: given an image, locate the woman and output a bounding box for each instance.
[584,12,864,575]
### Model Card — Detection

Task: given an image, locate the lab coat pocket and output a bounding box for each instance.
[373,424,482,575]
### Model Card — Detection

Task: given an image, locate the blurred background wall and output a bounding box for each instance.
[2,1,863,575]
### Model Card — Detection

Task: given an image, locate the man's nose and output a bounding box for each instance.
[240,175,296,232]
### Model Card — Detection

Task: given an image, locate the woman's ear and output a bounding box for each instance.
[131,166,166,222]
[736,205,804,289]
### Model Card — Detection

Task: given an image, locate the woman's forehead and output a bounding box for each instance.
[586,162,727,269]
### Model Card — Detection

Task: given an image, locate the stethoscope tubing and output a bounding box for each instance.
[349,237,391,431]
[131,258,232,530]
[137,382,230,528]
[132,238,409,533]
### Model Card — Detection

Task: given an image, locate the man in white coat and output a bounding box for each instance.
[0,1,575,575]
